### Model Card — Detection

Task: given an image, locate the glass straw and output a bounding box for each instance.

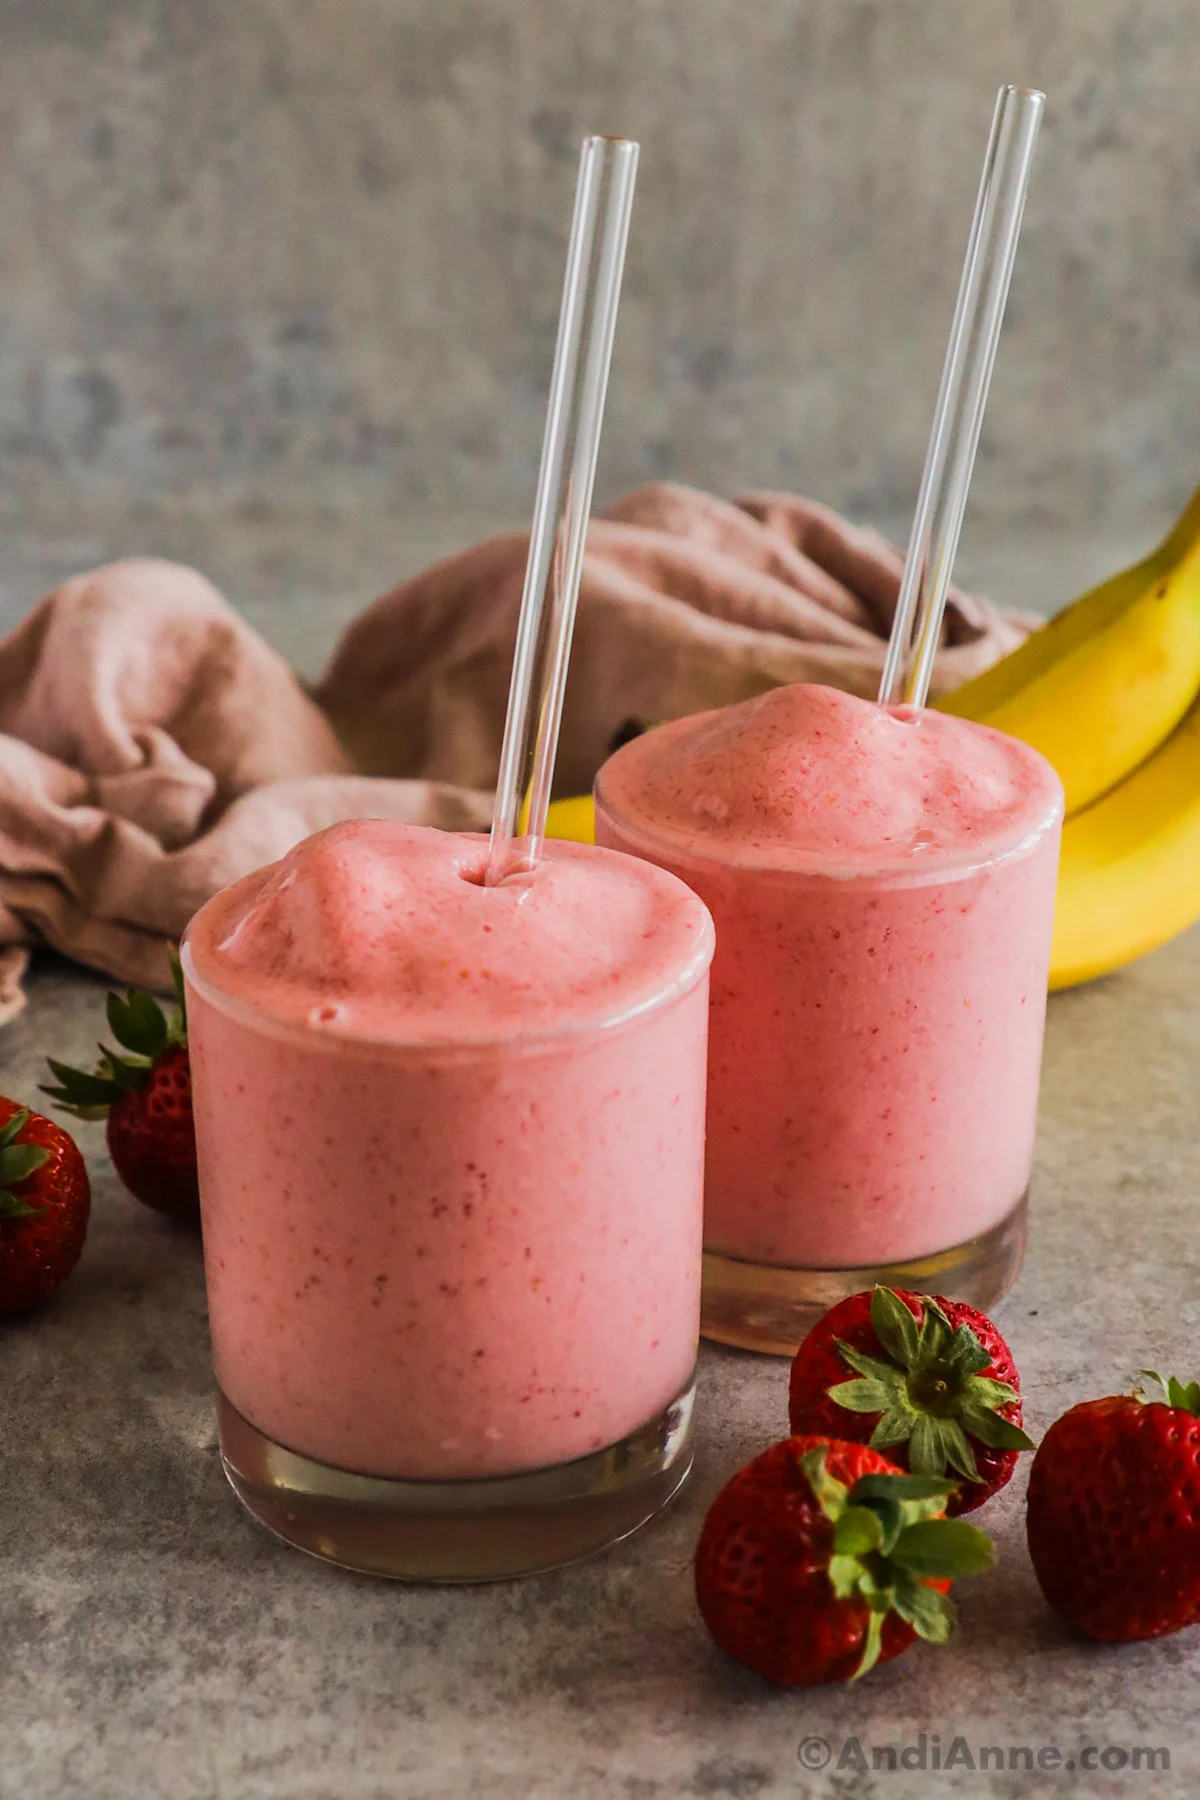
[486,136,639,886]
[878,85,1044,711]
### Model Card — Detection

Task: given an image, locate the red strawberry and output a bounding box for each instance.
[0,1097,90,1312]
[694,1435,994,1685]
[787,1287,1032,1514]
[42,952,198,1225]
[1026,1374,1200,1642]
[104,1043,197,1222]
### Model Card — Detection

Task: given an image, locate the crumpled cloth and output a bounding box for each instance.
[0,482,1035,996]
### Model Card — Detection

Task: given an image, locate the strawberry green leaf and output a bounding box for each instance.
[0,1190,40,1219]
[915,1302,955,1365]
[0,1119,48,1218]
[852,1609,886,1682]
[936,1419,980,1482]
[898,1496,957,1529]
[859,1568,893,1610]
[908,1414,942,1476]
[959,1403,1035,1451]
[943,1326,993,1376]
[826,1553,859,1600]
[890,1518,995,1580]
[851,1473,957,1506]
[835,1340,902,1385]
[833,1506,886,1558]
[797,1444,850,1521]
[0,1142,50,1188]
[892,1575,957,1644]
[857,1494,904,1552]
[41,1098,109,1123]
[106,989,168,1059]
[965,1376,1021,1408]
[829,1297,1030,1486]
[41,1058,120,1112]
[868,1408,918,1450]
[1140,1371,1200,1415]
[0,1108,30,1150]
[855,1474,954,1533]
[99,1050,152,1094]
[870,1286,920,1367]
[44,971,183,1123]
[815,1464,991,1681]
[827,1376,903,1413]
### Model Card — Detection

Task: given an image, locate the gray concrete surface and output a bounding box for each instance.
[0,0,1195,548]
[2,530,1199,1798]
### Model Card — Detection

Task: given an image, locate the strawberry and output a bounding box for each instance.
[1026,1374,1200,1642]
[787,1287,1033,1514]
[41,952,198,1225]
[0,1098,90,1312]
[694,1435,994,1685]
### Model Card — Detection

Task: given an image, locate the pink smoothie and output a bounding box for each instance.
[594,683,1063,1270]
[183,820,713,1481]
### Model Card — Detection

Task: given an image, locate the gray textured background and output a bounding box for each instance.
[0,0,1197,599]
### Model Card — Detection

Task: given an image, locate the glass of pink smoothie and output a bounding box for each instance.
[183,818,713,1578]
[595,682,1064,1354]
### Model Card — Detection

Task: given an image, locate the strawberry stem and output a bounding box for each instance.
[0,1109,49,1220]
[825,1287,1035,1482]
[40,969,186,1120]
[797,1445,994,1679]
[1140,1371,1200,1415]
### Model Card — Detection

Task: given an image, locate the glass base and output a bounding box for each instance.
[217,1375,696,1582]
[700,1190,1029,1356]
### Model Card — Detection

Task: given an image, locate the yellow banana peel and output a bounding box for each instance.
[939,480,1200,813]
[544,795,596,844]
[1049,687,1200,990]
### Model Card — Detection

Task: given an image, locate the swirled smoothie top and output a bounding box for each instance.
[185,820,714,1045]
[597,683,1063,876]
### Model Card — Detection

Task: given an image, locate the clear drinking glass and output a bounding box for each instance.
[184,835,713,1579]
[595,716,1063,1355]
[182,132,659,1582]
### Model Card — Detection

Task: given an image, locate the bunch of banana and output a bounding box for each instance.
[941,480,1200,989]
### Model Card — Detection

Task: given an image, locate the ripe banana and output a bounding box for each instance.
[545,795,596,843]
[940,481,1200,813]
[1049,686,1200,990]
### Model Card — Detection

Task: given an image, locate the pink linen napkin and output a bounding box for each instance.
[0,483,1034,995]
